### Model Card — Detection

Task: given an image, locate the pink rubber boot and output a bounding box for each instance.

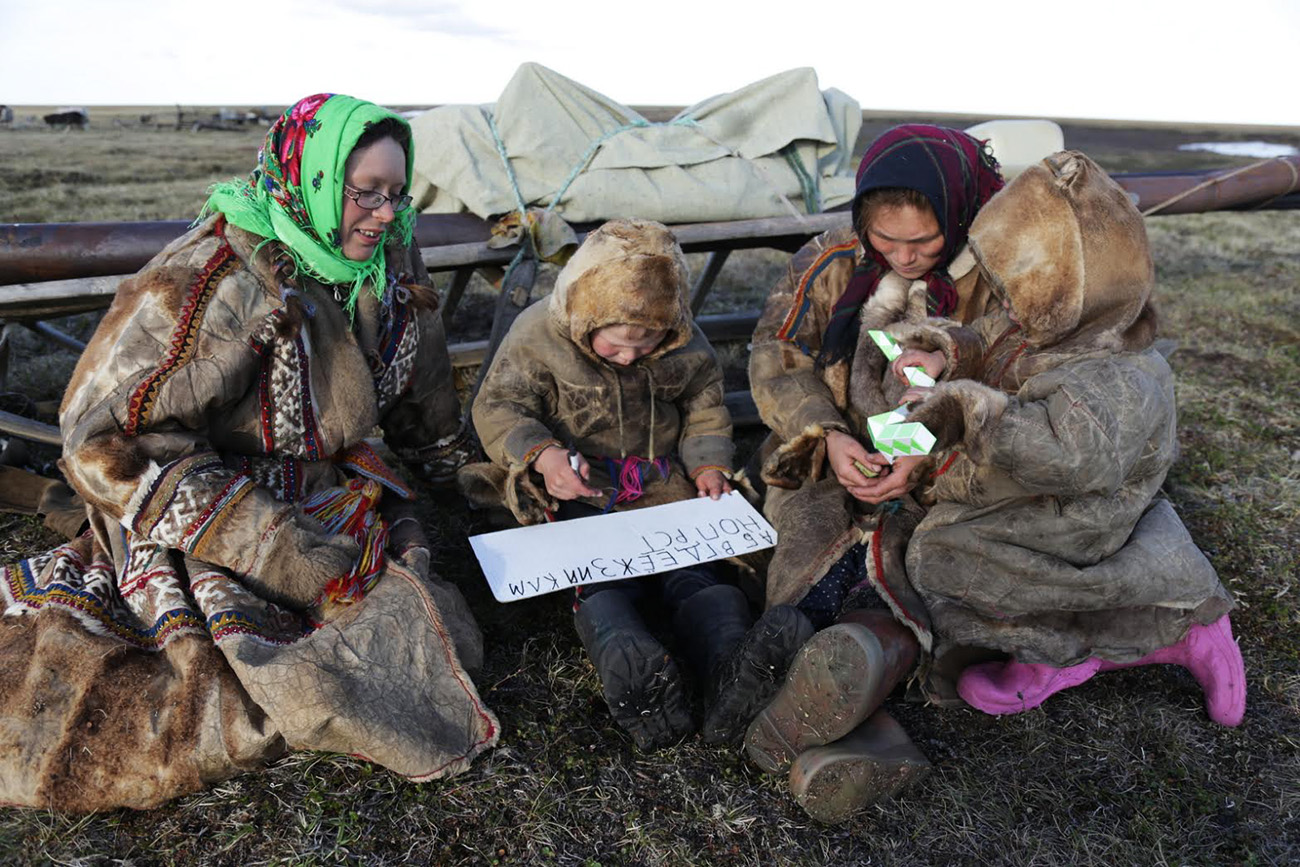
[1098,615,1245,727]
[957,657,1103,715]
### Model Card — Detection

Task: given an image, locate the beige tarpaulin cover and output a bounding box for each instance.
[409,63,861,223]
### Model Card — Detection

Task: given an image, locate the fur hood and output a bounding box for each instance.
[968,150,1156,352]
[548,219,692,362]
[894,158,1232,668]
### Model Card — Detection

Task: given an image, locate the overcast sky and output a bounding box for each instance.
[2,0,1296,126]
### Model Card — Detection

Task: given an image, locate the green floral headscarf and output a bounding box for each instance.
[202,93,416,316]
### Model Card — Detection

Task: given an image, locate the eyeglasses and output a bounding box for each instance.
[343,184,413,213]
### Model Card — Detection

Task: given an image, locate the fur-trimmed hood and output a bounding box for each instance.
[548,219,692,363]
[968,150,1156,352]
[892,160,1231,668]
[466,219,733,525]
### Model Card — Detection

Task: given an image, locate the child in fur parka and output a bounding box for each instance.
[462,219,812,750]
[892,151,1243,724]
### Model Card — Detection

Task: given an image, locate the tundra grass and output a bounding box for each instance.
[0,124,1298,865]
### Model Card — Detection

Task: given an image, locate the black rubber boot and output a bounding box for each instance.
[674,585,815,745]
[574,590,694,750]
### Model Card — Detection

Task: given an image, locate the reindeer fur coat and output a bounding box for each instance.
[462,220,733,525]
[749,224,987,612]
[895,151,1232,667]
[0,216,497,812]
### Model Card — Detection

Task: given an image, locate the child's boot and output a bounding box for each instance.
[958,615,1245,726]
[745,610,918,775]
[674,585,814,745]
[957,657,1103,715]
[788,709,931,824]
[574,590,694,750]
[1097,614,1245,726]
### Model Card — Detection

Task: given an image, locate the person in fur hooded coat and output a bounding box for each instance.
[0,95,497,813]
[748,151,1243,825]
[895,151,1242,724]
[750,126,1004,617]
[463,219,813,750]
[742,128,1004,822]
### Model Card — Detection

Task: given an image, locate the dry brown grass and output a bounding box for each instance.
[0,123,263,222]
[1,117,1298,866]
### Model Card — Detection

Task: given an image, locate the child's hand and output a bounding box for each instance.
[892,349,945,385]
[535,445,601,500]
[694,469,732,500]
[900,386,933,406]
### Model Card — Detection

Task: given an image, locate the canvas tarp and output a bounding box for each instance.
[408,63,861,224]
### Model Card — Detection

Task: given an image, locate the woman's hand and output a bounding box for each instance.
[535,445,601,500]
[694,469,733,500]
[892,349,946,385]
[851,454,927,503]
[826,430,888,501]
[827,430,927,503]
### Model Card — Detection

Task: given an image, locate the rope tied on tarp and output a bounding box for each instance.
[484,110,534,286]
[482,108,813,229]
[780,144,822,214]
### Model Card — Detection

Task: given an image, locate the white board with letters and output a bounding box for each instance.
[468,491,777,602]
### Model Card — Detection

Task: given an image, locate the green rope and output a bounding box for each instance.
[483,108,704,220]
[543,116,702,216]
[485,109,529,217]
[544,118,648,216]
[483,108,533,292]
[780,144,821,214]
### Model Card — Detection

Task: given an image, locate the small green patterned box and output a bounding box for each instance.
[867,408,937,461]
[868,329,904,361]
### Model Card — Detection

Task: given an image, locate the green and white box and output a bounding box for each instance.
[868,330,936,387]
[867,408,937,462]
[868,329,904,361]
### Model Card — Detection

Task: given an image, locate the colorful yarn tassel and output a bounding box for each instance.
[300,478,389,613]
[601,455,672,512]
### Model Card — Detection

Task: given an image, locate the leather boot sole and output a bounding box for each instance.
[702,605,814,745]
[598,630,694,751]
[744,622,885,775]
[789,710,931,824]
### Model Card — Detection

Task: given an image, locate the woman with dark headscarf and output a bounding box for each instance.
[0,95,496,812]
[744,125,1004,819]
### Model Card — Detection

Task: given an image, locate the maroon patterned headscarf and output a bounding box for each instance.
[817,125,1004,368]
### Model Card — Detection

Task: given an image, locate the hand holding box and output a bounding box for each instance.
[866,407,937,463]
[868,330,935,387]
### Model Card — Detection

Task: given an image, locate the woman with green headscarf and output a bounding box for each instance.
[0,94,498,813]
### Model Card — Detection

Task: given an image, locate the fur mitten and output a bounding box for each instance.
[760,424,830,490]
[243,510,361,609]
[886,320,987,382]
[905,381,1009,464]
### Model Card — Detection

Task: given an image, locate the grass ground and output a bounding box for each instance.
[0,118,1297,865]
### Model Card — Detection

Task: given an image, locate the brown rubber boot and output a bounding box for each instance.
[744,609,918,775]
[788,709,931,824]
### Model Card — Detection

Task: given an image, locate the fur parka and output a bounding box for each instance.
[462,219,734,525]
[0,216,497,812]
[895,151,1232,667]
[749,224,988,610]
